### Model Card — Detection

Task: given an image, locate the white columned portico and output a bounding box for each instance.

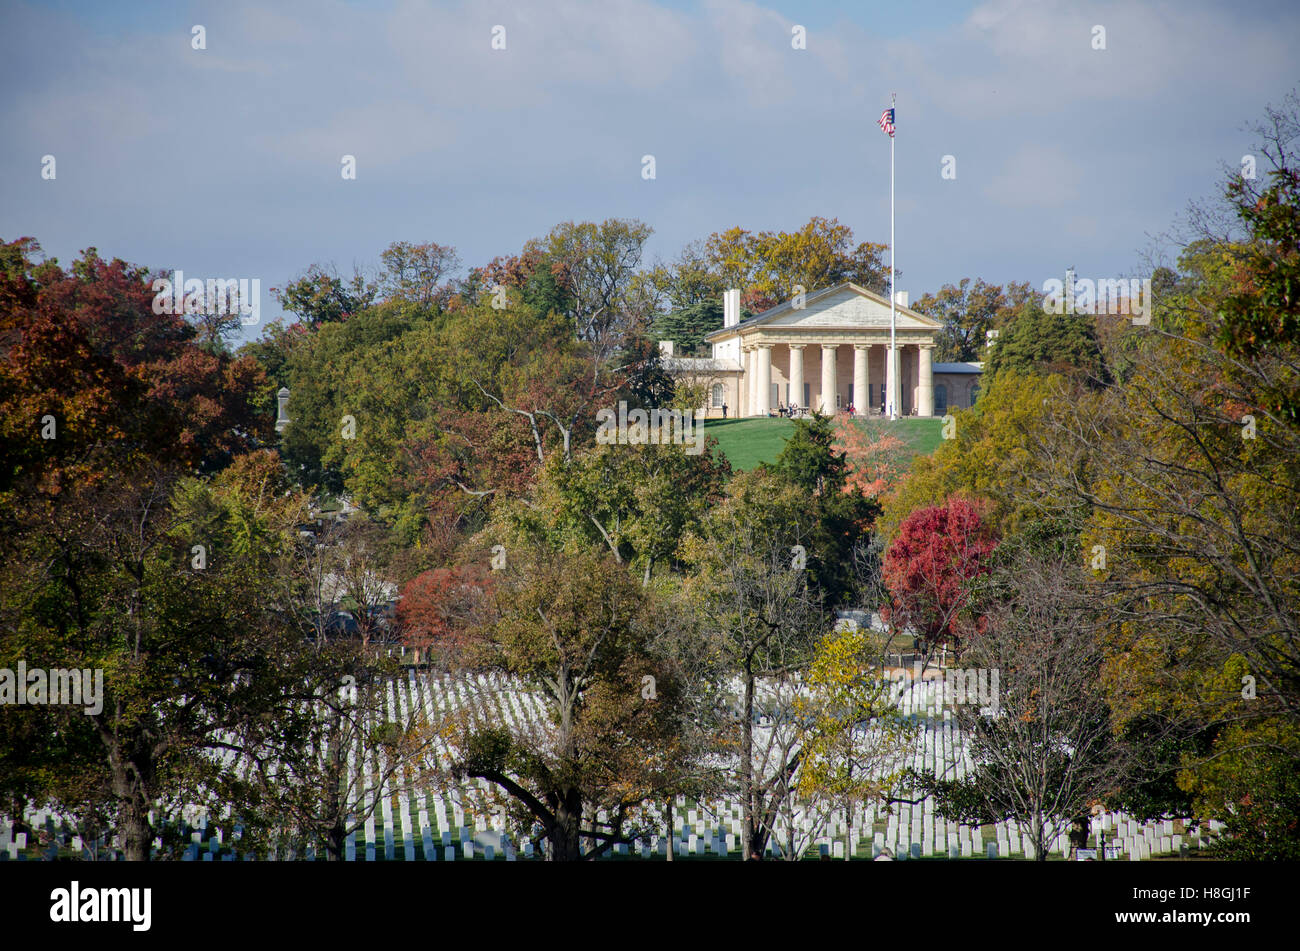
[853,345,869,417]
[918,344,934,417]
[788,345,805,412]
[756,344,772,416]
[820,344,838,414]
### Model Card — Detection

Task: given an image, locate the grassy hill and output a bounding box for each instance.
[702,416,945,472]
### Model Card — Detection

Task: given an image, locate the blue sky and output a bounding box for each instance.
[2,0,1296,340]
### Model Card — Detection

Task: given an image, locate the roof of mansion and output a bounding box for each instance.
[705,282,943,341]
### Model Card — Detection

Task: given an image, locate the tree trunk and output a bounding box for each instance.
[327,819,346,862]
[107,740,153,861]
[742,661,756,860]
[116,782,152,861]
[552,789,583,861]
[663,800,674,862]
[323,709,347,861]
[845,804,853,861]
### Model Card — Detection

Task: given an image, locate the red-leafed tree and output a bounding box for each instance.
[397,563,494,661]
[1,239,271,505]
[882,496,998,655]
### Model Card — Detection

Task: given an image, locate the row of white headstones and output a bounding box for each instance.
[6,670,1227,861]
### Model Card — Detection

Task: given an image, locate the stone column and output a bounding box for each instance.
[918,344,934,417]
[788,344,805,412]
[885,344,900,419]
[853,345,869,417]
[820,344,838,414]
[756,344,772,416]
[744,346,756,417]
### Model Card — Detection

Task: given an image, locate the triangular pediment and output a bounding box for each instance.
[706,283,941,340]
[764,284,941,330]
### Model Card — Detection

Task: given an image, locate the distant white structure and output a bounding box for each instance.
[661,285,982,419]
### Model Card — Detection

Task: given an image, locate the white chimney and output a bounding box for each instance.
[723,288,741,328]
[658,340,674,358]
[893,290,909,308]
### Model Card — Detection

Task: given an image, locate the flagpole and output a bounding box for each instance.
[889,91,896,420]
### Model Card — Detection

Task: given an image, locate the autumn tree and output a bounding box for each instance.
[681,469,827,859]
[457,246,573,316]
[0,240,272,499]
[273,262,379,327]
[916,534,1128,861]
[783,622,913,860]
[877,369,1074,543]
[378,241,460,308]
[523,218,655,349]
[0,451,328,860]
[0,241,355,860]
[278,301,418,495]
[882,496,998,659]
[834,416,912,498]
[233,510,430,863]
[428,546,700,860]
[701,217,888,312]
[912,277,1034,362]
[488,437,730,588]
[643,238,727,311]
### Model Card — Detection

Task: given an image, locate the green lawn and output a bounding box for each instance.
[701,418,796,470]
[702,416,946,471]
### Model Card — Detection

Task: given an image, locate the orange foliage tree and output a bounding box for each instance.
[833,418,911,498]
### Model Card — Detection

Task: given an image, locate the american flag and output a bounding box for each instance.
[878,107,895,137]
